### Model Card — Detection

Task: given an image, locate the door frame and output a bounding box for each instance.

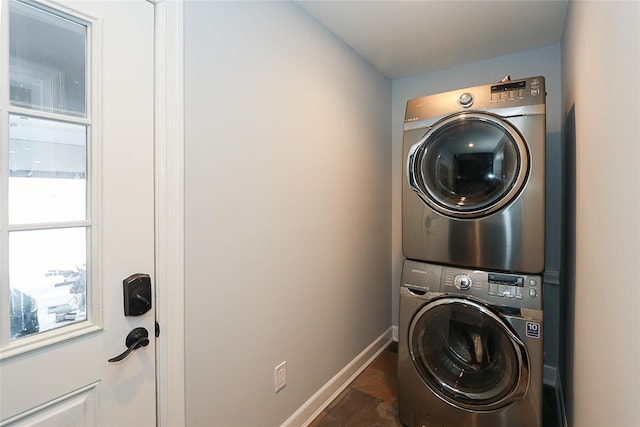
[154,0,186,425]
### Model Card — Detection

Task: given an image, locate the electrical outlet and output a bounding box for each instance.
[275,361,286,392]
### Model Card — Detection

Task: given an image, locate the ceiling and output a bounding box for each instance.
[295,1,569,79]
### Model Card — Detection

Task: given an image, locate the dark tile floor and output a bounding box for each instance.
[309,342,401,427]
[309,342,562,427]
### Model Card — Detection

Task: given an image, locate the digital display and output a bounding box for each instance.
[491,81,526,93]
[488,273,525,287]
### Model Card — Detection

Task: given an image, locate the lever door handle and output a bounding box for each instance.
[108,327,149,363]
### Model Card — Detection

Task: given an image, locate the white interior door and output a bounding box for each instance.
[0,0,156,425]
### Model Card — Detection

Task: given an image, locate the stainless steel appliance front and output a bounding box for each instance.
[402,76,546,273]
[398,260,543,427]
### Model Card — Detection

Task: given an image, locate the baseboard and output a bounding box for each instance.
[280,327,394,427]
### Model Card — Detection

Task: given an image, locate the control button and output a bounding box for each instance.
[500,91,508,102]
[505,286,515,298]
[491,92,499,102]
[497,284,508,297]
[508,90,516,100]
[531,87,540,96]
[518,89,525,99]
[529,288,538,298]
[488,283,497,295]
[529,279,537,286]
[515,287,523,299]
[454,274,472,290]
[458,92,474,108]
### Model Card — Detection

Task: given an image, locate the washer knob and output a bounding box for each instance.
[458,92,474,107]
[454,274,472,290]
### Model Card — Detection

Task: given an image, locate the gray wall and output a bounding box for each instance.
[183,2,391,426]
[391,45,562,367]
[180,2,640,425]
[561,1,640,425]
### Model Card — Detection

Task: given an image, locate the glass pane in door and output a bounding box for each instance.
[2,1,94,353]
[8,114,87,224]
[8,228,87,340]
[10,1,86,117]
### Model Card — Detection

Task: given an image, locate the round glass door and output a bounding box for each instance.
[407,112,529,218]
[409,297,528,410]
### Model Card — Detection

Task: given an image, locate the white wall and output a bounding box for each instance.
[391,45,562,331]
[183,2,391,426]
[561,2,640,426]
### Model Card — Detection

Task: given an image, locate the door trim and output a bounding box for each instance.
[154,0,186,425]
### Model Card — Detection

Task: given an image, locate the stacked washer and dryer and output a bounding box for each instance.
[398,76,546,427]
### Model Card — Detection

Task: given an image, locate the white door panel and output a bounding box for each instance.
[0,0,156,425]
[4,382,98,427]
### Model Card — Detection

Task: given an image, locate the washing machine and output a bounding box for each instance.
[398,259,543,427]
[402,76,546,273]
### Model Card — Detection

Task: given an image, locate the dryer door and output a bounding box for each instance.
[407,112,529,218]
[408,297,529,411]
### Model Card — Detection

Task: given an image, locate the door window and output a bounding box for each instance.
[409,113,528,217]
[2,0,96,354]
[409,298,527,409]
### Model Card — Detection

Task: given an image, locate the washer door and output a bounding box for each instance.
[407,112,529,218]
[409,297,529,411]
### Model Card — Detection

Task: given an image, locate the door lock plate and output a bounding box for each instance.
[123,273,152,316]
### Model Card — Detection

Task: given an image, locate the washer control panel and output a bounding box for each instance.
[402,259,542,310]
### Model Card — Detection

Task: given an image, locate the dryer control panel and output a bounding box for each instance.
[402,259,542,311]
[489,78,543,103]
[404,76,546,126]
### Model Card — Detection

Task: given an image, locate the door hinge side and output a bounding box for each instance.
[155,321,160,337]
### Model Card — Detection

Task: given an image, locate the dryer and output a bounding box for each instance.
[402,76,546,273]
[398,259,543,427]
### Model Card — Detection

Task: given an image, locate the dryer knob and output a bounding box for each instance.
[454,274,472,290]
[458,92,474,107]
